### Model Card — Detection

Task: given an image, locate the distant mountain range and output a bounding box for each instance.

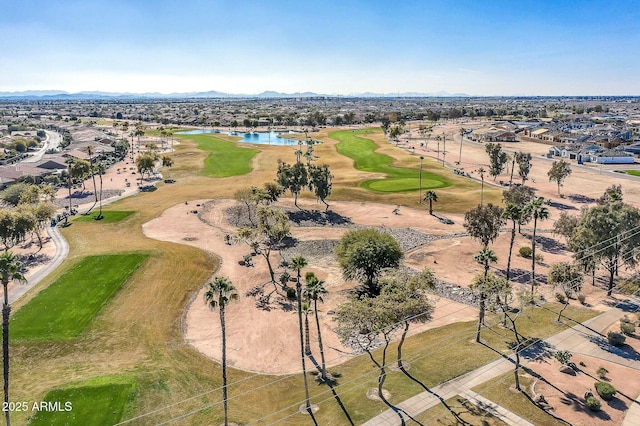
[0,89,471,100]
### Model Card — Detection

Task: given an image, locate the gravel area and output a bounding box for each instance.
[432,279,479,306]
[280,239,339,261]
[55,189,124,208]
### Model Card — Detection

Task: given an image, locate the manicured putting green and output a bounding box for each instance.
[626,170,640,177]
[184,133,259,177]
[28,376,136,426]
[74,211,134,223]
[330,129,451,193]
[11,253,149,340]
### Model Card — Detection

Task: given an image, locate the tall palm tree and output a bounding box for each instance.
[304,273,328,382]
[524,197,550,294]
[1,252,25,426]
[302,302,312,356]
[95,162,105,220]
[503,203,522,281]
[85,145,99,213]
[65,158,74,220]
[474,247,497,343]
[477,167,486,206]
[458,127,466,164]
[121,121,129,139]
[423,191,438,215]
[134,124,145,150]
[203,277,238,426]
[290,256,313,415]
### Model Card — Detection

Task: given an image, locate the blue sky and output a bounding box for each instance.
[1,0,638,95]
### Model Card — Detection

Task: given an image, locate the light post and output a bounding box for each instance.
[419,156,424,204]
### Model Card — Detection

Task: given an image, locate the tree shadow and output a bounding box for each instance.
[535,235,567,254]
[546,200,578,211]
[603,297,640,313]
[306,354,355,425]
[606,396,629,412]
[586,335,640,361]
[520,340,555,362]
[497,268,547,285]
[567,194,596,204]
[432,213,455,225]
[455,396,500,425]
[19,252,51,268]
[397,363,470,425]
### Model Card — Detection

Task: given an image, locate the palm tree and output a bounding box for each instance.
[474,247,497,342]
[65,158,74,220]
[1,252,25,426]
[134,124,145,150]
[121,121,129,139]
[304,273,328,382]
[203,277,238,426]
[85,145,99,213]
[423,191,438,215]
[161,155,174,180]
[477,167,486,206]
[503,203,522,281]
[95,162,105,220]
[290,256,313,416]
[458,127,466,164]
[302,302,312,356]
[524,197,550,294]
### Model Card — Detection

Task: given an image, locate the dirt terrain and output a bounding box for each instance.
[142,194,615,375]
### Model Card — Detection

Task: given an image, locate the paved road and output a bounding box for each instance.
[363,300,640,425]
[9,225,69,304]
[22,130,61,163]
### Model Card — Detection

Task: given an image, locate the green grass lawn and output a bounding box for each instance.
[473,372,564,426]
[11,253,149,340]
[179,133,259,177]
[625,170,640,176]
[74,211,134,223]
[330,129,451,192]
[413,395,508,425]
[28,375,136,426]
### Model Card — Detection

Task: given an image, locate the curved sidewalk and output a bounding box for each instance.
[363,301,640,425]
[9,225,69,304]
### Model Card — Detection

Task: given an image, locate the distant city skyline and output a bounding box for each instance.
[2,0,639,96]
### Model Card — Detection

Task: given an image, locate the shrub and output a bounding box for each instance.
[577,293,586,305]
[620,321,635,335]
[534,253,544,264]
[596,367,608,379]
[585,395,601,411]
[595,382,616,400]
[607,331,626,346]
[279,271,291,287]
[286,287,296,299]
[518,246,532,258]
[554,350,572,365]
[555,292,566,304]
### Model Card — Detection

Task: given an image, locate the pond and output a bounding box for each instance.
[177,129,303,145]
